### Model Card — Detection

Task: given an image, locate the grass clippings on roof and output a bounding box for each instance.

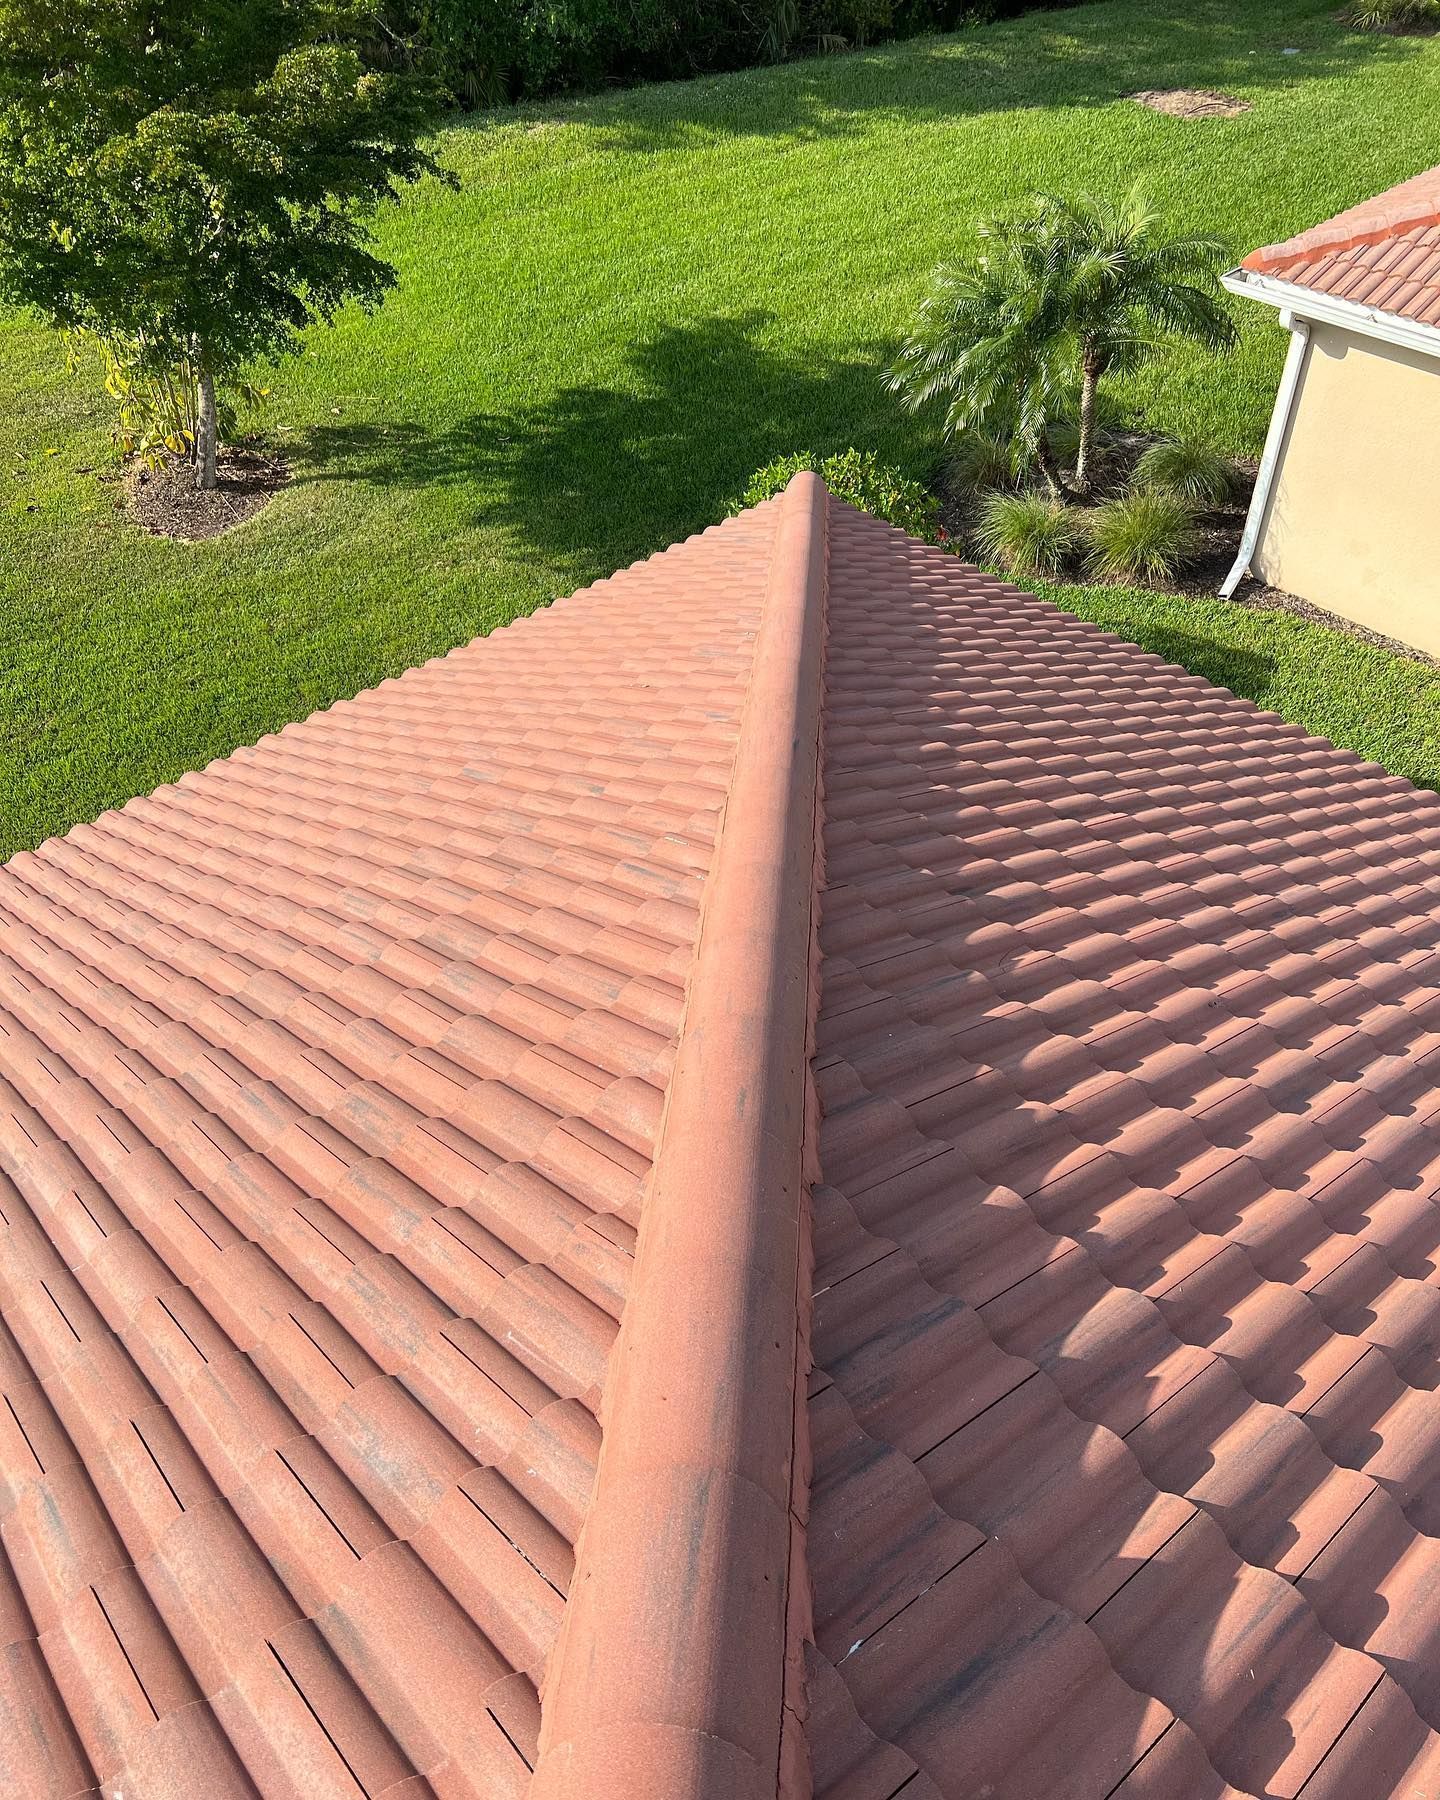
[3,0,1440,856]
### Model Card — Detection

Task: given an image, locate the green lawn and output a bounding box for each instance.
[1035,582,1440,792]
[5,0,1440,857]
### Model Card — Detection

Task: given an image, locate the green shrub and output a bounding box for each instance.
[374,1,1092,107]
[975,491,1083,578]
[1134,436,1238,506]
[946,429,1019,494]
[1085,491,1199,585]
[737,448,940,539]
[1344,0,1440,29]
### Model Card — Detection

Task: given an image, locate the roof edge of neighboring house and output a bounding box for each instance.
[530,472,829,1800]
[1241,182,1440,276]
[1223,265,1440,362]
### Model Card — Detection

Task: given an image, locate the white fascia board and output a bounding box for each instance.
[1224,267,1440,363]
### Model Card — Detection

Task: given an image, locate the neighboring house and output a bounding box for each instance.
[10,475,1440,1797]
[1223,165,1440,649]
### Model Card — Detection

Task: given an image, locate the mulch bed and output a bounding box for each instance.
[1228,582,1440,667]
[935,427,1256,593]
[1177,529,1439,667]
[122,444,289,540]
[1130,89,1252,119]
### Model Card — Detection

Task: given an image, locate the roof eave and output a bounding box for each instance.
[1224,266,1440,364]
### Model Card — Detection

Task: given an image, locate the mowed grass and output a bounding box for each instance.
[1038,582,1440,794]
[5,0,1440,856]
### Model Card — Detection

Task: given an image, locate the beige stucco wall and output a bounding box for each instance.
[1253,321,1440,654]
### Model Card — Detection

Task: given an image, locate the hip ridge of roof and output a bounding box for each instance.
[1242,162,1440,275]
[530,472,830,1800]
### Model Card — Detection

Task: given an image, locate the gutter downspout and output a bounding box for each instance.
[1219,296,1310,599]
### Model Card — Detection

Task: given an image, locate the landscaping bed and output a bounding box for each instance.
[123,445,290,541]
[936,434,1440,665]
[935,428,1258,594]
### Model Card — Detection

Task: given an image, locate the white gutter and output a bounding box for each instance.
[1223,266,1440,364]
[1219,265,1440,599]
[1219,301,1310,599]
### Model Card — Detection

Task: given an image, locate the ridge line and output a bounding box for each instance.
[530,472,830,1800]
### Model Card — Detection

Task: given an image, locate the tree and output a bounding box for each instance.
[0,1,450,490]
[885,209,1076,498]
[888,186,1236,498]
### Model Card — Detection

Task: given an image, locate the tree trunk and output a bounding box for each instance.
[195,360,218,492]
[1073,348,1103,499]
[1036,431,1064,499]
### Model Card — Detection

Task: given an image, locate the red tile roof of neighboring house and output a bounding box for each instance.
[1241,164,1440,328]
[9,475,1440,1798]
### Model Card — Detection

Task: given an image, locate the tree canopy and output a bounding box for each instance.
[0,0,450,483]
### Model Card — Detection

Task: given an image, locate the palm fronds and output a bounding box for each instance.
[887,183,1237,492]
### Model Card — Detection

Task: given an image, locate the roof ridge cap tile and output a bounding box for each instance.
[529,473,830,1800]
[1243,164,1440,275]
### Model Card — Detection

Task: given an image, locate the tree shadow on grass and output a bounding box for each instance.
[293,312,915,582]
[449,3,1419,152]
[1081,620,1278,708]
[293,416,501,489]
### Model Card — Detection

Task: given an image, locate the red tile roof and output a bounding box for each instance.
[0,501,775,1796]
[806,507,1440,1799]
[8,476,1440,1797]
[1241,164,1440,328]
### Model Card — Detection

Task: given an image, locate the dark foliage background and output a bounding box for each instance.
[369,1,1090,107]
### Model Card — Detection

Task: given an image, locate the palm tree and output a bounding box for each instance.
[888,186,1237,498]
[885,217,1074,495]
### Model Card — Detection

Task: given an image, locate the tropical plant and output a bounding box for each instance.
[1344,0,1440,28]
[737,448,940,539]
[888,185,1237,498]
[974,491,1083,578]
[1134,435,1238,506]
[757,0,896,62]
[886,230,1074,496]
[1046,387,1127,470]
[368,2,512,109]
[64,332,272,472]
[946,429,1021,494]
[0,0,449,490]
[1085,491,1200,585]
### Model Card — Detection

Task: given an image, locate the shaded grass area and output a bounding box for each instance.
[1042,584,1440,794]
[4,0,1440,854]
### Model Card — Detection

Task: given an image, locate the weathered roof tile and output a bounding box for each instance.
[0,497,775,1797]
[11,478,1440,1797]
